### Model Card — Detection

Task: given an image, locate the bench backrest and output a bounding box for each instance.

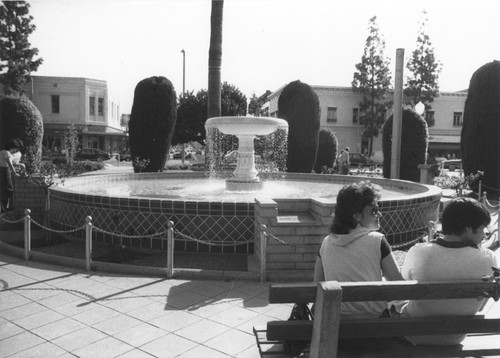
[268,280,500,358]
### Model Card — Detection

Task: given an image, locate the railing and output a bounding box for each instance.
[2,204,499,283]
[0,209,251,279]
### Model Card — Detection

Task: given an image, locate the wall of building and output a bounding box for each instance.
[267,85,467,164]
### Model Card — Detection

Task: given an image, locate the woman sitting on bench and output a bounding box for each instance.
[314,181,403,319]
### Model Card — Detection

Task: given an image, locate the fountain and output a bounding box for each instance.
[48,116,442,280]
[205,116,288,191]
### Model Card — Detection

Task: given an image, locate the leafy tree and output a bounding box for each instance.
[405,10,442,126]
[314,129,338,174]
[172,82,247,146]
[0,1,43,95]
[129,76,177,173]
[460,61,500,197]
[248,90,271,116]
[63,124,80,166]
[278,80,320,173]
[208,0,223,118]
[352,16,393,157]
[0,95,43,173]
[382,107,428,182]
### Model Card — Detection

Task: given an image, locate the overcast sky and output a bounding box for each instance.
[27,0,500,114]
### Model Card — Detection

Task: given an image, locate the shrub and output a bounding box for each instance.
[382,107,428,182]
[0,95,43,173]
[314,129,338,173]
[460,60,500,196]
[129,76,177,173]
[278,80,320,173]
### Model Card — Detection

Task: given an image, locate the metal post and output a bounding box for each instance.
[482,190,487,204]
[167,221,174,278]
[497,197,500,246]
[24,209,31,261]
[478,180,482,200]
[85,216,93,271]
[260,224,267,282]
[427,221,435,242]
[390,48,404,179]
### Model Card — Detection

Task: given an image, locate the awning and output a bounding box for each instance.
[428,135,460,144]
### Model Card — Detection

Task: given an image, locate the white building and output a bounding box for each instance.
[25,76,128,153]
[267,85,466,162]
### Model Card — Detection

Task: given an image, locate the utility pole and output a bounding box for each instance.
[181,49,186,165]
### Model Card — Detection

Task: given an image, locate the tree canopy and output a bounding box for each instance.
[0,1,43,95]
[405,10,442,126]
[172,82,247,146]
[352,16,393,156]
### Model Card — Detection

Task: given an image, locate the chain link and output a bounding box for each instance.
[92,226,170,239]
[174,229,253,247]
[0,213,24,224]
[30,220,84,234]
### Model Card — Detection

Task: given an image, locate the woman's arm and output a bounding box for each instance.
[313,256,325,282]
[6,157,19,176]
[381,253,403,281]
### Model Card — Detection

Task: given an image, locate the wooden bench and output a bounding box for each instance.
[254,279,500,357]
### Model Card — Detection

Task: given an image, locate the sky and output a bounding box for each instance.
[26,0,500,115]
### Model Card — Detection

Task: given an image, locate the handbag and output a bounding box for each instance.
[284,303,314,356]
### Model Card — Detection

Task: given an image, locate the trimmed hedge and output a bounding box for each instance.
[460,60,500,195]
[314,129,338,173]
[129,76,177,173]
[0,95,43,174]
[278,80,320,173]
[382,107,428,182]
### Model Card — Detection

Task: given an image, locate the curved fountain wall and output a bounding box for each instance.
[49,171,442,261]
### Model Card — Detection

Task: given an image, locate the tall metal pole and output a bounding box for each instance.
[391,49,404,179]
[181,49,185,97]
[181,49,186,165]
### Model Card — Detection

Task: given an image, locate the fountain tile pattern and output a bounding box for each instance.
[49,189,255,254]
[48,172,441,254]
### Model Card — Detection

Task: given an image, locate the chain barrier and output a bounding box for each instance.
[92,226,171,239]
[265,230,426,251]
[30,220,84,234]
[0,213,24,224]
[174,229,253,247]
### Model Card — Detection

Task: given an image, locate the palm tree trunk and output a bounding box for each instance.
[208,0,223,119]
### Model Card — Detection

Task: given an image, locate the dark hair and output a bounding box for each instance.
[330,181,381,234]
[3,138,22,151]
[441,197,490,236]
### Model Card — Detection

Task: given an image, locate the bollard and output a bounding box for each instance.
[427,221,435,242]
[167,221,174,278]
[24,209,31,261]
[478,181,482,200]
[260,224,267,282]
[85,216,93,271]
[482,191,487,205]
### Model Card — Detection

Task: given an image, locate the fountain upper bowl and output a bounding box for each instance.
[205,116,288,136]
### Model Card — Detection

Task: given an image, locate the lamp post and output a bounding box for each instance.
[181,49,186,165]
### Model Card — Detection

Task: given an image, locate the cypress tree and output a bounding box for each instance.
[314,129,338,173]
[460,61,500,196]
[278,80,320,173]
[382,107,428,182]
[0,95,43,174]
[129,76,177,173]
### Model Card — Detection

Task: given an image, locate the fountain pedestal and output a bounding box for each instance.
[205,116,289,191]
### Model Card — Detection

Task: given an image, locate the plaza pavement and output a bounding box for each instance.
[0,251,293,358]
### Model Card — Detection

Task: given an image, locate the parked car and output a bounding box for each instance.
[349,152,374,166]
[75,148,111,162]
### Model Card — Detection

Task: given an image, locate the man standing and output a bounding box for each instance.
[339,147,350,175]
[401,197,499,345]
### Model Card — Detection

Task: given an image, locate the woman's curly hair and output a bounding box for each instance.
[330,181,381,234]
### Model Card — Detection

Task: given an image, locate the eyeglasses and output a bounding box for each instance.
[369,205,380,216]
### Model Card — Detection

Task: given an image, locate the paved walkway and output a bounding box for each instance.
[0,252,291,358]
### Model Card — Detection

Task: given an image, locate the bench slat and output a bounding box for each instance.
[269,281,497,303]
[267,317,500,341]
